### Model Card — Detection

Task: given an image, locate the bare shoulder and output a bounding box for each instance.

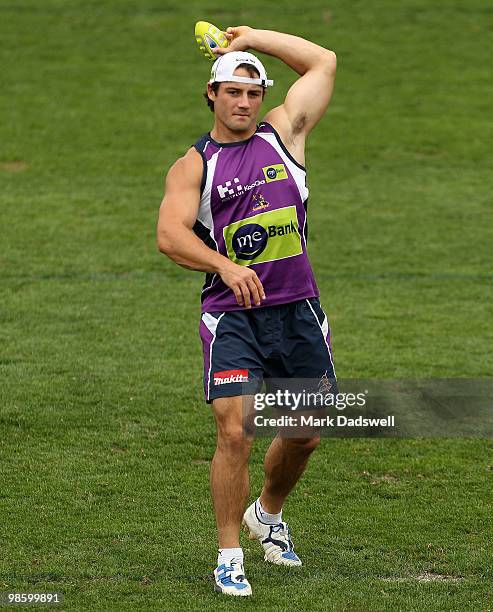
[166,147,203,190]
[160,147,203,223]
[262,106,306,167]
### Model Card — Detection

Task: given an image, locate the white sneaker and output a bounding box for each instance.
[242,502,302,566]
[213,562,252,596]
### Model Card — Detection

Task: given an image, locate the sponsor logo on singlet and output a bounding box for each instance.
[262,164,288,183]
[252,193,270,212]
[217,166,287,201]
[223,206,303,266]
[217,177,266,201]
[214,369,249,385]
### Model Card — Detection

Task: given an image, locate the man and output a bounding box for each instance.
[157,25,337,596]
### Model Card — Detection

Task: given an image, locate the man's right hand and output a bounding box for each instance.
[219,262,266,309]
[212,26,254,56]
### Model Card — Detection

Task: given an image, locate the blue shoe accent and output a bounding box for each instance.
[215,564,249,592]
[281,551,300,561]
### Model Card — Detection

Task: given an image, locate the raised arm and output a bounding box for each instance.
[157,149,265,308]
[214,26,337,163]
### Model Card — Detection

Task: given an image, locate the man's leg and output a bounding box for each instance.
[260,435,320,513]
[241,434,319,566]
[210,396,254,547]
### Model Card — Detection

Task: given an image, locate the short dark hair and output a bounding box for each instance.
[203,63,266,112]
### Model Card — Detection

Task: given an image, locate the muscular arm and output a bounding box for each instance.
[156,148,265,308]
[217,27,337,162]
[157,149,224,272]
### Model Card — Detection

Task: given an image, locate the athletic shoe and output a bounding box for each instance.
[242,502,302,566]
[213,562,252,596]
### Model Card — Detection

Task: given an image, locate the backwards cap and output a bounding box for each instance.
[209,51,274,87]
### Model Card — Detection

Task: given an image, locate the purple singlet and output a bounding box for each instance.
[193,122,319,312]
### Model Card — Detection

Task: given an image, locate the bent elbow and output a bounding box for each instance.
[324,50,337,73]
[157,232,174,256]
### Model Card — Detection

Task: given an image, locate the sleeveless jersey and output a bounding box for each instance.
[193,121,319,312]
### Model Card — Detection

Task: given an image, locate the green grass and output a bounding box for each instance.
[1,0,492,609]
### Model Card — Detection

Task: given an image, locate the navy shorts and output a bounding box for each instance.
[199,297,336,404]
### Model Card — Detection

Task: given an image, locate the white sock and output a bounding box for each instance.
[217,547,243,567]
[255,498,282,525]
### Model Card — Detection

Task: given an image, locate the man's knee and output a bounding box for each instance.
[213,396,254,455]
[283,435,321,455]
[216,427,253,455]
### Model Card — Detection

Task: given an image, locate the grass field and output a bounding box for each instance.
[1,0,492,609]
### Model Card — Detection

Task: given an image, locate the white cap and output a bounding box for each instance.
[209,51,274,87]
